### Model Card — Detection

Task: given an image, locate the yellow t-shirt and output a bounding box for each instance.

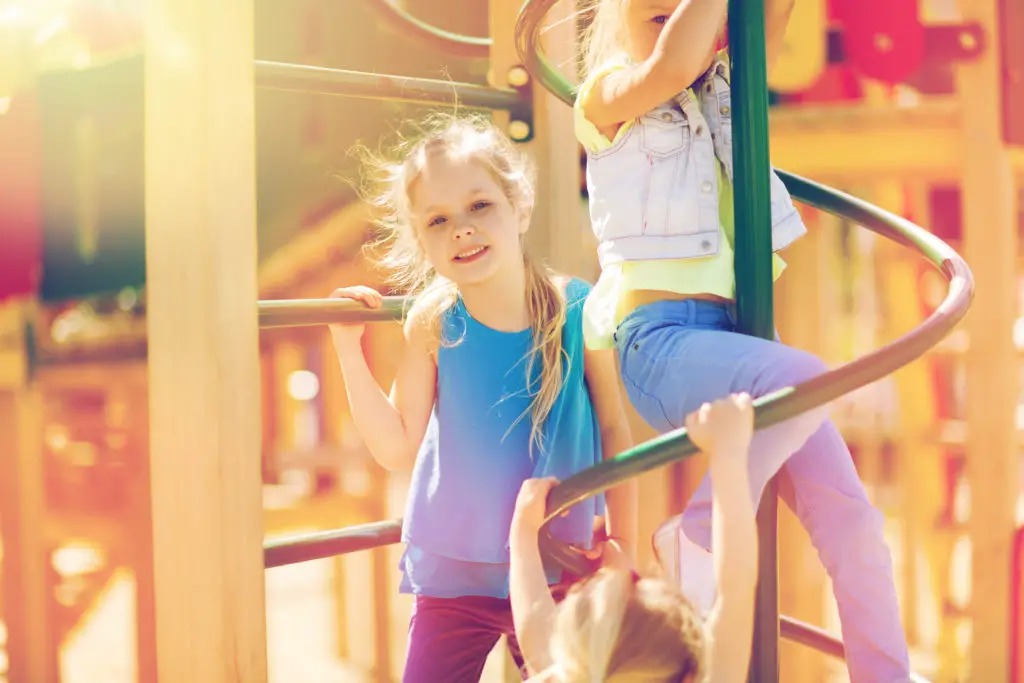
[576,61,786,350]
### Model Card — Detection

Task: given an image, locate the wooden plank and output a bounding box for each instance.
[769,99,962,181]
[769,100,1024,182]
[318,332,351,661]
[875,199,962,677]
[774,210,828,683]
[489,0,584,278]
[361,326,394,683]
[999,0,1024,144]
[143,0,267,681]
[956,0,1019,679]
[122,379,158,683]
[0,302,57,683]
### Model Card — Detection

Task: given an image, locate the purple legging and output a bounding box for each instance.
[402,595,528,683]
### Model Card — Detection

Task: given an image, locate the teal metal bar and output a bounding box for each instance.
[254,61,523,111]
[264,519,403,568]
[362,0,490,58]
[258,296,408,328]
[727,0,780,680]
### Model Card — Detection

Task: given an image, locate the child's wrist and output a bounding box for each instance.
[510,521,542,545]
[709,444,749,465]
[333,336,366,362]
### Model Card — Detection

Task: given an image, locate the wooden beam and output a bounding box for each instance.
[0,301,57,683]
[119,376,159,683]
[876,210,961,677]
[143,0,268,681]
[774,211,828,683]
[957,0,1019,679]
[361,326,394,683]
[489,0,584,277]
[769,98,1024,182]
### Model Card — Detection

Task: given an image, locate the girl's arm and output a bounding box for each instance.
[703,445,758,683]
[582,0,728,132]
[583,347,638,560]
[687,397,758,683]
[509,478,561,676]
[330,288,437,471]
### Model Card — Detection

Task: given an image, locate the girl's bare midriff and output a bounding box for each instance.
[620,289,733,321]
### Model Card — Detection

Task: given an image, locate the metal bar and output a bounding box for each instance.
[362,0,490,58]
[254,61,522,111]
[257,296,408,329]
[264,519,403,568]
[34,339,148,367]
[33,297,410,365]
[33,297,406,365]
[779,616,845,659]
[728,0,780,679]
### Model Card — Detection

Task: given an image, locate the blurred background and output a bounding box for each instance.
[0,0,1021,681]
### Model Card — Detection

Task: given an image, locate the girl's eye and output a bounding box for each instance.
[652,14,668,24]
[471,200,492,211]
[428,215,447,227]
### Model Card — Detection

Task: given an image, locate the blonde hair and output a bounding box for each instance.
[360,113,567,453]
[580,0,630,79]
[547,569,706,682]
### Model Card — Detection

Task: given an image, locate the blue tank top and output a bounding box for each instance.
[399,277,604,599]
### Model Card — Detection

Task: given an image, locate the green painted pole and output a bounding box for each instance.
[727,0,780,681]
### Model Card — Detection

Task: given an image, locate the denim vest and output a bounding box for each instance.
[584,57,806,268]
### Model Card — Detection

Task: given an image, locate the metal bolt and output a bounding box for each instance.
[507,65,530,88]
[508,120,531,141]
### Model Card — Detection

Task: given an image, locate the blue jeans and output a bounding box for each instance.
[615,298,911,683]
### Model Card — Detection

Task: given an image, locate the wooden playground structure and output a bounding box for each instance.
[0,0,1020,681]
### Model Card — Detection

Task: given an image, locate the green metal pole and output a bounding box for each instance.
[727,0,779,681]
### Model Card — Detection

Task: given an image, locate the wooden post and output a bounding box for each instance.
[773,212,828,683]
[957,0,1019,679]
[881,184,963,678]
[489,0,583,278]
[360,327,394,683]
[319,331,351,662]
[144,0,268,680]
[0,301,57,683]
[121,371,160,683]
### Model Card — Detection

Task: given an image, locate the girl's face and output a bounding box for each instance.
[623,0,681,63]
[409,151,527,288]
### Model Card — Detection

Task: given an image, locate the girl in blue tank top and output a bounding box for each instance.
[327,114,638,683]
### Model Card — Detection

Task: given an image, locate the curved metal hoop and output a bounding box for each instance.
[515,0,577,106]
[363,0,491,59]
